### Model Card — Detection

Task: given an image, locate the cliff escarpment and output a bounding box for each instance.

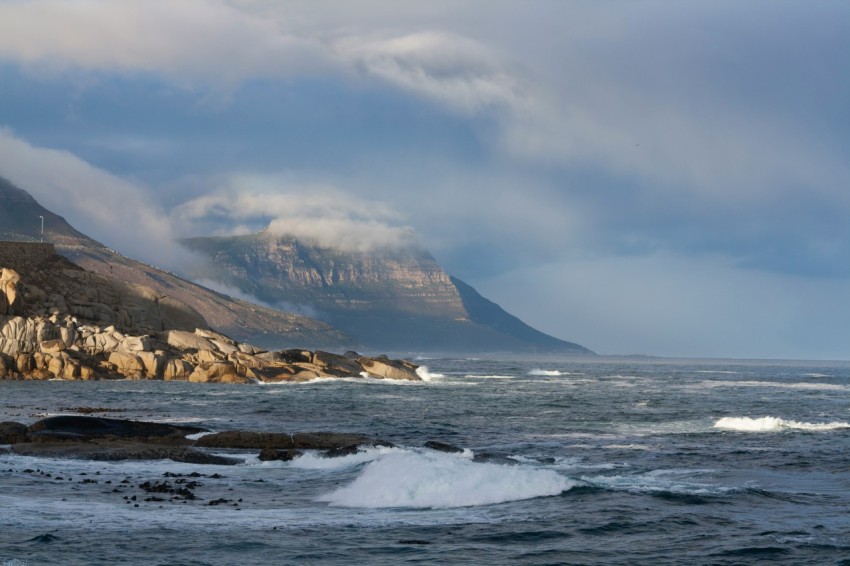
[182,232,467,318]
[181,231,593,354]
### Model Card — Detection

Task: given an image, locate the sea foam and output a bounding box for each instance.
[318,450,574,509]
[714,416,850,432]
[529,369,563,376]
[415,366,445,381]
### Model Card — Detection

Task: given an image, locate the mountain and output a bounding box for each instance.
[0,176,592,354]
[180,231,593,354]
[0,177,348,349]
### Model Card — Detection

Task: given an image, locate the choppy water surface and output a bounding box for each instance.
[2,356,850,565]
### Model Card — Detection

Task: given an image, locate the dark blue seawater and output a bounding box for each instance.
[2,356,850,565]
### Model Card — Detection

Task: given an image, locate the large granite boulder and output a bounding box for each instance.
[358,356,420,380]
[0,268,23,315]
[165,330,216,352]
[312,350,365,377]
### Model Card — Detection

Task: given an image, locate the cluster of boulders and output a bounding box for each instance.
[0,267,420,383]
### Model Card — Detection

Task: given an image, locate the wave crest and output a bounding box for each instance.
[415,366,445,381]
[714,416,850,432]
[529,369,562,376]
[318,451,575,509]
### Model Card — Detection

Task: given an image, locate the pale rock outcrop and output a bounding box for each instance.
[0,268,23,315]
[312,350,364,377]
[108,351,145,379]
[0,266,420,384]
[137,351,165,379]
[119,335,151,353]
[165,330,215,352]
[39,339,65,354]
[358,356,420,380]
[188,361,241,383]
[197,349,225,363]
[164,359,194,381]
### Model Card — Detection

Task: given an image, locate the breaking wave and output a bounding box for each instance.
[415,366,445,381]
[529,369,563,376]
[714,416,850,432]
[318,450,575,509]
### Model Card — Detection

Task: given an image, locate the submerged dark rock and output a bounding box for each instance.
[424,440,464,454]
[322,445,362,458]
[195,431,295,449]
[11,440,239,465]
[27,533,62,544]
[472,453,519,466]
[258,448,303,461]
[27,416,206,445]
[291,431,377,450]
[0,421,27,444]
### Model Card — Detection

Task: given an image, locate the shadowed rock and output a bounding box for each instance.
[0,421,27,444]
[291,432,368,450]
[11,440,239,465]
[424,440,464,454]
[258,448,303,461]
[195,431,295,450]
[27,416,206,445]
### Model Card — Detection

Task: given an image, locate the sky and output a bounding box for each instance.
[0,0,849,359]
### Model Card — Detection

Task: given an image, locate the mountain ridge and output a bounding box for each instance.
[180,230,593,354]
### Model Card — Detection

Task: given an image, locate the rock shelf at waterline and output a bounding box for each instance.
[0,265,420,383]
[0,415,394,464]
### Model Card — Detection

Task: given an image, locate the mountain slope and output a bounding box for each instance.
[0,177,349,349]
[181,231,593,354]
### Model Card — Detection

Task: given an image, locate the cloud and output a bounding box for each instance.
[334,31,524,115]
[0,128,191,269]
[172,175,418,252]
[192,277,322,320]
[0,0,330,84]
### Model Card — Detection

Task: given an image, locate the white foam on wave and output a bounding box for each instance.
[582,468,727,496]
[696,380,849,392]
[318,450,575,509]
[185,431,214,441]
[529,369,563,376]
[714,416,850,432]
[465,374,515,380]
[289,446,398,471]
[415,366,445,381]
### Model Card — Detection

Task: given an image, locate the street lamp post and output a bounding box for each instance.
[39,215,44,242]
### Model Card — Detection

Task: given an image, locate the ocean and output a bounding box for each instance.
[1,355,849,565]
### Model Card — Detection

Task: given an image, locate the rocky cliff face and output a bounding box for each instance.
[183,232,468,318]
[181,231,593,354]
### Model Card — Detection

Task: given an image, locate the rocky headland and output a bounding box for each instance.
[0,257,420,383]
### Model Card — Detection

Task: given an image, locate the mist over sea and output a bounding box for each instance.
[2,355,850,565]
